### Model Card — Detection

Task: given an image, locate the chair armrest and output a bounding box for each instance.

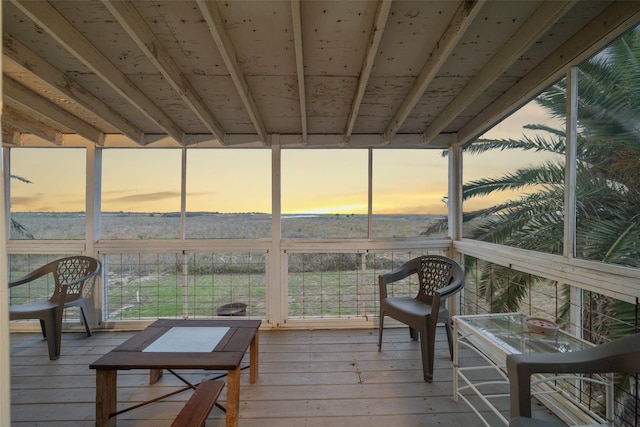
[507,333,640,418]
[436,276,464,300]
[378,261,418,299]
[9,259,101,289]
[8,263,54,288]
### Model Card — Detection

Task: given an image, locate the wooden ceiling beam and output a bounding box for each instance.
[3,32,144,145]
[197,0,269,145]
[1,125,22,146]
[2,105,63,145]
[4,77,104,145]
[344,0,392,143]
[290,0,308,145]
[10,0,186,145]
[422,0,576,145]
[383,0,484,144]
[103,0,227,145]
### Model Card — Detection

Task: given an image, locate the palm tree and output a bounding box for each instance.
[422,27,640,423]
[425,27,640,336]
[9,174,34,239]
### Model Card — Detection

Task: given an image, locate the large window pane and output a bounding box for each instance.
[575,27,640,269]
[185,149,271,238]
[101,149,181,239]
[463,87,566,255]
[9,148,86,239]
[281,149,368,238]
[372,149,448,238]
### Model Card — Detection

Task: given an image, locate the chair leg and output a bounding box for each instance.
[39,319,47,339]
[443,317,454,360]
[79,304,92,337]
[378,312,385,351]
[409,327,418,340]
[43,310,60,360]
[418,326,434,383]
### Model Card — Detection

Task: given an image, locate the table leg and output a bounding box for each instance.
[453,319,459,402]
[249,330,259,384]
[226,368,240,427]
[96,369,117,427]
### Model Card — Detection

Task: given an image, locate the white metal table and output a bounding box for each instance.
[453,313,612,426]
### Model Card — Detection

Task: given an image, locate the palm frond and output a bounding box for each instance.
[577,211,640,267]
[9,174,32,184]
[463,161,564,200]
[10,219,34,239]
[467,131,566,156]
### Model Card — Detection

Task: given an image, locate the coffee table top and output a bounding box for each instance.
[90,319,261,371]
[454,313,592,355]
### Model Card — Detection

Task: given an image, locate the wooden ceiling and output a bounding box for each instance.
[2,1,640,149]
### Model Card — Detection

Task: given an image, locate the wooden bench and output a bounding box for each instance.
[171,380,225,427]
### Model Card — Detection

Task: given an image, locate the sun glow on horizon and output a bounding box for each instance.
[290,204,367,215]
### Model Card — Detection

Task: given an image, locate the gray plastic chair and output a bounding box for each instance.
[507,333,640,427]
[378,255,464,382]
[9,256,101,360]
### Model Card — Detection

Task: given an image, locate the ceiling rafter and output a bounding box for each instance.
[4,77,105,145]
[290,0,308,145]
[9,0,187,145]
[383,0,483,144]
[2,1,631,151]
[3,32,145,145]
[197,0,269,145]
[457,0,640,147]
[103,0,227,145]
[1,125,22,146]
[421,0,576,145]
[2,104,63,145]
[344,0,392,144]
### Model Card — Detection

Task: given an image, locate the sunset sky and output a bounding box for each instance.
[9,103,562,215]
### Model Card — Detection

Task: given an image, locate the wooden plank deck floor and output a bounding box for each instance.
[10,326,560,426]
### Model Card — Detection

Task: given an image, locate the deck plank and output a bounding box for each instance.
[10,327,560,426]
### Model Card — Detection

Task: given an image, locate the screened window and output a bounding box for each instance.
[287,252,370,318]
[185,149,271,238]
[9,148,86,239]
[463,87,566,255]
[103,252,265,320]
[281,149,368,239]
[575,27,640,269]
[372,149,448,238]
[101,149,181,239]
[287,249,442,319]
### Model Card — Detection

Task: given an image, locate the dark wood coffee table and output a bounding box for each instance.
[90,319,261,427]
